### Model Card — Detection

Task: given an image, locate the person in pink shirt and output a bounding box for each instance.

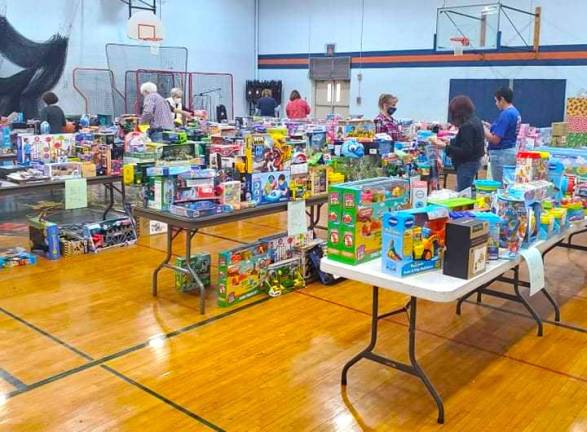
[286,90,311,119]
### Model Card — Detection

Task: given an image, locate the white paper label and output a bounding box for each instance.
[520,247,545,296]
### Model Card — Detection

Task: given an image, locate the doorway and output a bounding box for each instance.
[313,80,350,118]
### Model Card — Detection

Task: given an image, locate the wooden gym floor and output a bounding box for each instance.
[0,209,586,431]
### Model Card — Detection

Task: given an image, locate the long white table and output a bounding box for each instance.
[321,219,586,424]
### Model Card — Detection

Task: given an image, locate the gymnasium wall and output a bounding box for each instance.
[0,0,256,116]
[257,0,587,122]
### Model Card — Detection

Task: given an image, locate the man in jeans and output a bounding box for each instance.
[483,87,521,183]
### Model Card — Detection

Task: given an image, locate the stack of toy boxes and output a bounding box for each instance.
[327,177,409,265]
[258,232,307,295]
[381,206,448,277]
[175,253,211,292]
[566,97,587,148]
[217,241,271,307]
[515,151,549,183]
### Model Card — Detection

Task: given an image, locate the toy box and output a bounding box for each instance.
[495,194,541,257]
[174,253,211,292]
[381,206,448,277]
[443,219,488,279]
[169,201,226,218]
[410,180,428,209]
[429,197,476,211]
[219,180,241,210]
[83,217,137,252]
[29,217,60,260]
[263,257,305,297]
[307,165,329,196]
[43,162,83,180]
[217,241,271,307]
[147,177,175,210]
[59,232,88,257]
[258,232,295,263]
[17,133,75,164]
[244,170,290,205]
[0,247,37,269]
[327,177,409,265]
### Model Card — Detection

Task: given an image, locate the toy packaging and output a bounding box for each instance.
[174,253,211,292]
[217,241,271,307]
[0,247,37,269]
[29,217,60,260]
[443,219,489,279]
[219,180,242,210]
[83,217,137,252]
[243,170,291,205]
[327,177,409,265]
[410,180,428,209]
[381,206,448,277]
[495,194,541,258]
[263,257,305,297]
[472,212,501,260]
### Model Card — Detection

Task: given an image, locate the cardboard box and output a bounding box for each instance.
[443,219,488,279]
[174,253,211,292]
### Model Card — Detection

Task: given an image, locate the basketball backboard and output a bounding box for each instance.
[435,3,500,52]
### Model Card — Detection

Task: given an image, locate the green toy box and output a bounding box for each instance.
[327,177,409,265]
[429,197,476,211]
[174,253,211,292]
[217,241,271,307]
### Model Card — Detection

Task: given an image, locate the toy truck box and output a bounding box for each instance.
[263,257,305,297]
[174,253,211,292]
[217,241,271,307]
[327,177,409,265]
[381,206,448,277]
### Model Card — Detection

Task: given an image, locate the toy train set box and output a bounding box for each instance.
[327,177,409,265]
[217,241,271,307]
[381,206,448,277]
[83,217,137,252]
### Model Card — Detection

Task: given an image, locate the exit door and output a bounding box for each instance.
[314,80,350,119]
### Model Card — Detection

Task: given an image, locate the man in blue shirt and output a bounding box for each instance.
[483,87,521,183]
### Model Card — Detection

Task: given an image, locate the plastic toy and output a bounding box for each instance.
[539,213,554,240]
[217,242,271,307]
[328,177,409,265]
[381,206,448,277]
[341,139,365,158]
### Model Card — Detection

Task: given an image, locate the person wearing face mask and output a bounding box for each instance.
[374,93,401,141]
[166,88,193,125]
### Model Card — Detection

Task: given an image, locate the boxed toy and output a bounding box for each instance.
[29,217,60,260]
[83,217,137,252]
[381,206,448,277]
[263,257,305,297]
[495,194,541,257]
[219,180,241,210]
[174,253,211,292]
[307,165,329,196]
[217,241,271,307]
[443,218,488,279]
[0,247,37,269]
[244,170,290,205]
[147,177,175,210]
[327,177,409,265]
[43,162,83,180]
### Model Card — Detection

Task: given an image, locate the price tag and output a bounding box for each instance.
[287,200,307,236]
[520,247,545,296]
[65,178,88,210]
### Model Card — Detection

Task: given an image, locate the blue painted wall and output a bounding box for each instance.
[257,0,587,122]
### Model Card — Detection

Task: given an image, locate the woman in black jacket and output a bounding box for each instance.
[436,96,485,191]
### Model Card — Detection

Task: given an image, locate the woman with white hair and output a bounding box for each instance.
[139,81,174,132]
[166,88,193,125]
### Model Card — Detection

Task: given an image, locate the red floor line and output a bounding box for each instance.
[295,290,587,385]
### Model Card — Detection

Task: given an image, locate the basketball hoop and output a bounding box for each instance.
[127,11,164,55]
[449,36,470,56]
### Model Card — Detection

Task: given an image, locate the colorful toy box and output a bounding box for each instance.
[263,257,305,297]
[83,217,137,252]
[29,217,60,260]
[0,247,37,269]
[381,206,448,277]
[495,194,541,257]
[174,253,211,292]
[219,180,242,210]
[327,177,409,265]
[217,241,271,307]
[243,170,290,205]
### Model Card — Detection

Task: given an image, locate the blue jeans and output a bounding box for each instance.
[489,147,517,184]
[456,160,481,192]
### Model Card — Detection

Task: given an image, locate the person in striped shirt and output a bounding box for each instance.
[140,82,175,132]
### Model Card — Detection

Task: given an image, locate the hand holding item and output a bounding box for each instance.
[429,136,447,148]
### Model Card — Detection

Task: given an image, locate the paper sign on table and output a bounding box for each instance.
[287,200,307,236]
[65,178,88,210]
[520,247,545,296]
